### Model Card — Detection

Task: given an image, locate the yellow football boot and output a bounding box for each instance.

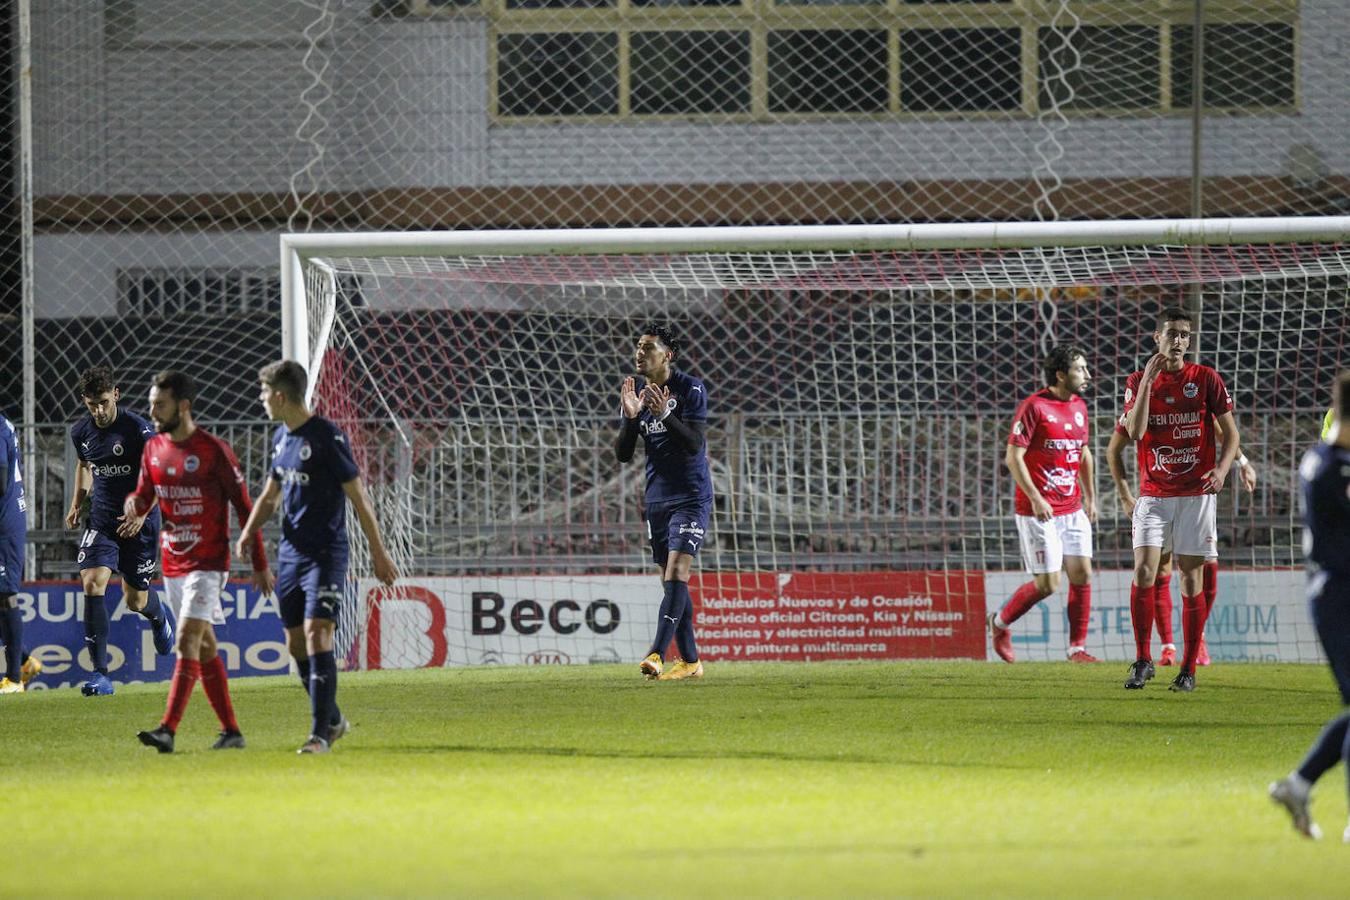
[20,656,42,686]
[639,653,663,680]
[657,660,704,681]
[0,677,23,694]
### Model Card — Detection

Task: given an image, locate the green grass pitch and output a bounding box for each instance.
[3,661,1349,897]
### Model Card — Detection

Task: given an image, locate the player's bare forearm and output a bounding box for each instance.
[1005,444,1050,517]
[1079,448,1096,507]
[238,479,281,542]
[342,477,399,584]
[1105,431,1132,498]
[1122,386,1151,441]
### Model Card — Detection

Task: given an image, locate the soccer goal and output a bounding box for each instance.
[280,218,1350,671]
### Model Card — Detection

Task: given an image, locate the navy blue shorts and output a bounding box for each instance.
[77,526,158,591]
[645,497,713,567]
[277,547,349,629]
[0,531,22,594]
[1311,573,1350,704]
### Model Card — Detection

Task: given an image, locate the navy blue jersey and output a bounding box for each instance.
[72,409,159,534]
[634,369,712,506]
[270,416,360,558]
[0,414,27,593]
[1300,442,1350,579]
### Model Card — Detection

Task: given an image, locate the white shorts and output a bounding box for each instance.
[1133,495,1217,558]
[163,570,228,624]
[1015,509,1094,575]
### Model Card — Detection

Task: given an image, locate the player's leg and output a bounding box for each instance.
[1269,584,1350,840]
[1126,497,1167,688]
[1170,495,1217,690]
[1154,551,1176,665]
[299,566,347,752]
[991,516,1062,663]
[658,499,708,681]
[1061,509,1095,662]
[78,558,116,696]
[0,593,25,693]
[197,616,244,749]
[640,505,675,679]
[119,531,173,656]
[1197,551,1218,666]
[136,574,207,752]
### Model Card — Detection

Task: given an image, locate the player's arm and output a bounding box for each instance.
[65,460,92,529]
[342,477,399,586]
[118,445,158,537]
[1105,428,1136,518]
[1005,443,1054,522]
[1078,447,1097,523]
[218,444,273,593]
[640,382,706,455]
[614,377,641,463]
[1211,414,1256,493]
[1121,356,1164,441]
[233,477,281,562]
[1203,410,1241,494]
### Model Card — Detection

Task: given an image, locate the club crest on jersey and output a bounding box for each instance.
[1074,412,1084,427]
[299,442,312,460]
[1183,382,1198,399]
[112,442,124,456]
[184,455,200,473]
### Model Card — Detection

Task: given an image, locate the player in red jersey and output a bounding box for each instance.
[1118,307,1239,692]
[989,346,1098,663]
[120,371,274,752]
[1107,420,1255,667]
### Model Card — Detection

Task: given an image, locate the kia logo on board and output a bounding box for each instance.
[524,650,571,665]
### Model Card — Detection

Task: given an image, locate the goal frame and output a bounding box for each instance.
[279,216,1350,400]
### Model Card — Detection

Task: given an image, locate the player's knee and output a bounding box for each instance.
[124,590,147,612]
[0,593,16,610]
[303,619,335,654]
[1032,573,1059,598]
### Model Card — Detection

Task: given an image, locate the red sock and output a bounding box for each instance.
[161,658,201,732]
[200,655,240,734]
[1129,583,1154,661]
[1066,583,1091,647]
[1180,593,1207,674]
[1153,574,1174,644]
[999,581,1046,627]
[1203,561,1219,617]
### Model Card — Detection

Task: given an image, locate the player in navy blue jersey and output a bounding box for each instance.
[614,324,712,682]
[235,360,398,754]
[0,412,39,694]
[1270,371,1350,841]
[65,367,174,696]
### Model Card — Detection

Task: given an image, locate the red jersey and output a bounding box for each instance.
[1007,389,1089,516]
[1119,362,1233,498]
[127,428,267,578]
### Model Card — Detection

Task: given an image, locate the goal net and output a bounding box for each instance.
[283,219,1350,669]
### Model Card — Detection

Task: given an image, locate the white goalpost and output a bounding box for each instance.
[280,217,1350,671]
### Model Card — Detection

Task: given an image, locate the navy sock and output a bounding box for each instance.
[83,594,110,675]
[648,581,680,660]
[1298,711,1350,785]
[309,650,339,739]
[296,655,342,726]
[137,591,166,628]
[0,606,21,681]
[672,580,699,663]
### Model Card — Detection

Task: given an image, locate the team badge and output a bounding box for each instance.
[299,442,312,460]
[1074,411,1085,427]
[665,398,678,416]
[1183,382,1198,399]
[184,455,199,473]
[112,442,124,456]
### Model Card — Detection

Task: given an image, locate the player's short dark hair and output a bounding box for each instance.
[76,366,117,398]
[1336,371,1350,421]
[259,360,308,403]
[152,370,197,407]
[1043,345,1087,388]
[638,323,680,360]
[1157,306,1194,331]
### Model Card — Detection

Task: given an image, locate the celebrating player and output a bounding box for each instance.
[0,412,40,694]
[1118,307,1239,692]
[1107,419,1255,666]
[234,360,399,754]
[1269,372,1350,841]
[66,367,175,696]
[615,324,711,682]
[988,346,1098,663]
[124,371,273,752]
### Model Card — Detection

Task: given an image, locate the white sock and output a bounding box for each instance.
[993,613,1010,630]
